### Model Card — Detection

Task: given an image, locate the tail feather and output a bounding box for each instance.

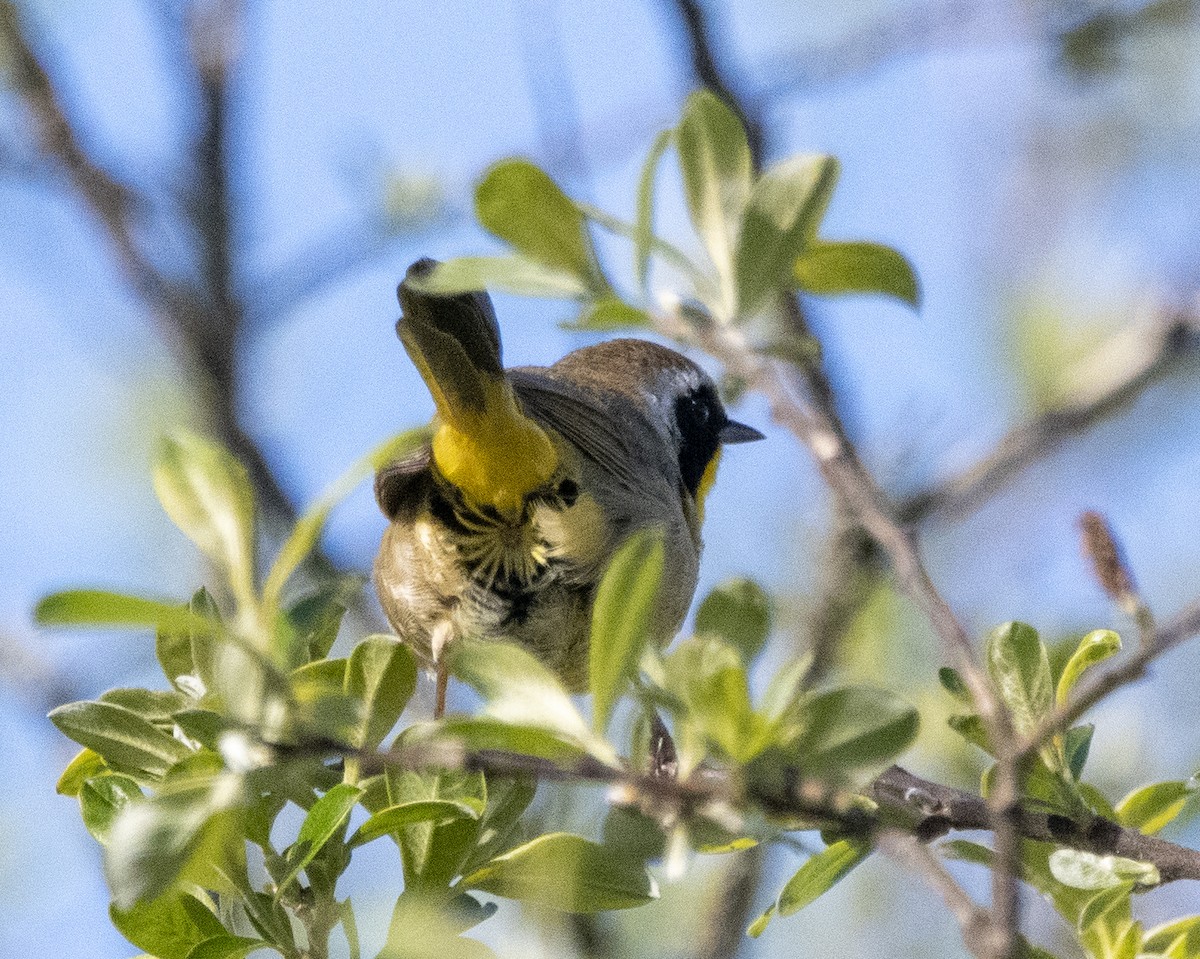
[396,259,558,516]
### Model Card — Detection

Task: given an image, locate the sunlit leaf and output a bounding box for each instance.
[49,701,191,781]
[1056,629,1121,707]
[278,783,363,892]
[635,128,673,293]
[349,800,479,848]
[1115,780,1195,835]
[152,432,257,607]
[57,747,106,796]
[694,577,772,663]
[793,240,920,308]
[184,935,274,959]
[747,839,870,936]
[36,590,213,635]
[156,588,220,693]
[1062,724,1094,781]
[1048,849,1160,890]
[462,832,657,912]
[80,773,143,845]
[1143,915,1200,956]
[109,892,224,959]
[735,154,839,316]
[677,89,752,308]
[793,686,919,777]
[475,160,604,290]
[986,621,1052,735]
[412,255,591,299]
[345,636,417,752]
[590,528,664,734]
[566,297,653,331]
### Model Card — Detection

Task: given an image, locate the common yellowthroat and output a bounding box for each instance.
[374,259,763,707]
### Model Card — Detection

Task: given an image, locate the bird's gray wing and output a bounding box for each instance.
[374,443,433,521]
[510,369,642,492]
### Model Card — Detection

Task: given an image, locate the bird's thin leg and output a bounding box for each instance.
[431,621,453,720]
[435,656,448,719]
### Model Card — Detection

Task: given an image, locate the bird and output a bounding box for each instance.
[373,258,763,713]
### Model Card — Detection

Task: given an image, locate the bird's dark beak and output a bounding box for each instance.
[719,419,765,444]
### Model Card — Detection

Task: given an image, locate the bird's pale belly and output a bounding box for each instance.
[373,496,604,691]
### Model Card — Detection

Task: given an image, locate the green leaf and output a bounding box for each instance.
[383,768,485,890]
[635,128,673,293]
[430,716,595,765]
[793,686,919,777]
[49,701,192,780]
[694,577,772,663]
[345,636,417,751]
[349,800,479,848]
[661,636,767,763]
[1077,883,1134,935]
[947,713,990,753]
[36,590,214,635]
[185,936,274,959]
[100,688,190,724]
[1047,849,1160,890]
[1063,724,1094,780]
[411,255,591,299]
[792,240,920,308]
[475,160,603,289]
[156,588,221,692]
[590,528,665,734]
[110,892,225,959]
[1144,915,1200,955]
[1057,629,1121,707]
[677,90,752,307]
[566,297,653,331]
[381,894,499,959]
[81,773,143,844]
[278,783,363,892]
[1115,780,1195,835]
[734,154,839,317]
[105,775,245,908]
[937,666,972,703]
[747,839,870,937]
[57,747,106,796]
[986,621,1052,735]
[450,637,591,742]
[462,832,657,912]
[263,429,429,618]
[759,652,813,731]
[153,432,257,607]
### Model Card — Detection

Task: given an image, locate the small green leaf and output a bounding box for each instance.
[793,240,920,308]
[153,432,257,607]
[106,777,244,908]
[947,713,990,753]
[1063,724,1094,780]
[49,701,192,780]
[793,686,919,777]
[110,892,225,959]
[475,160,604,290]
[345,636,417,752]
[747,839,870,936]
[412,255,591,299]
[156,588,220,692]
[36,590,214,635]
[590,528,665,734]
[450,638,591,741]
[1077,883,1134,935]
[986,621,1052,735]
[635,128,673,293]
[677,90,752,306]
[100,688,189,724]
[1143,915,1200,955]
[1057,629,1121,707]
[185,936,274,959]
[1115,780,1195,835]
[1048,849,1160,890]
[694,577,773,663]
[937,666,972,703]
[349,800,479,847]
[278,783,363,892]
[462,832,657,912]
[57,747,106,796]
[430,716,595,765]
[262,429,429,618]
[566,297,653,331]
[81,774,143,844]
[734,154,839,317]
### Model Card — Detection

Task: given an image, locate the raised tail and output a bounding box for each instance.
[397,259,558,517]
